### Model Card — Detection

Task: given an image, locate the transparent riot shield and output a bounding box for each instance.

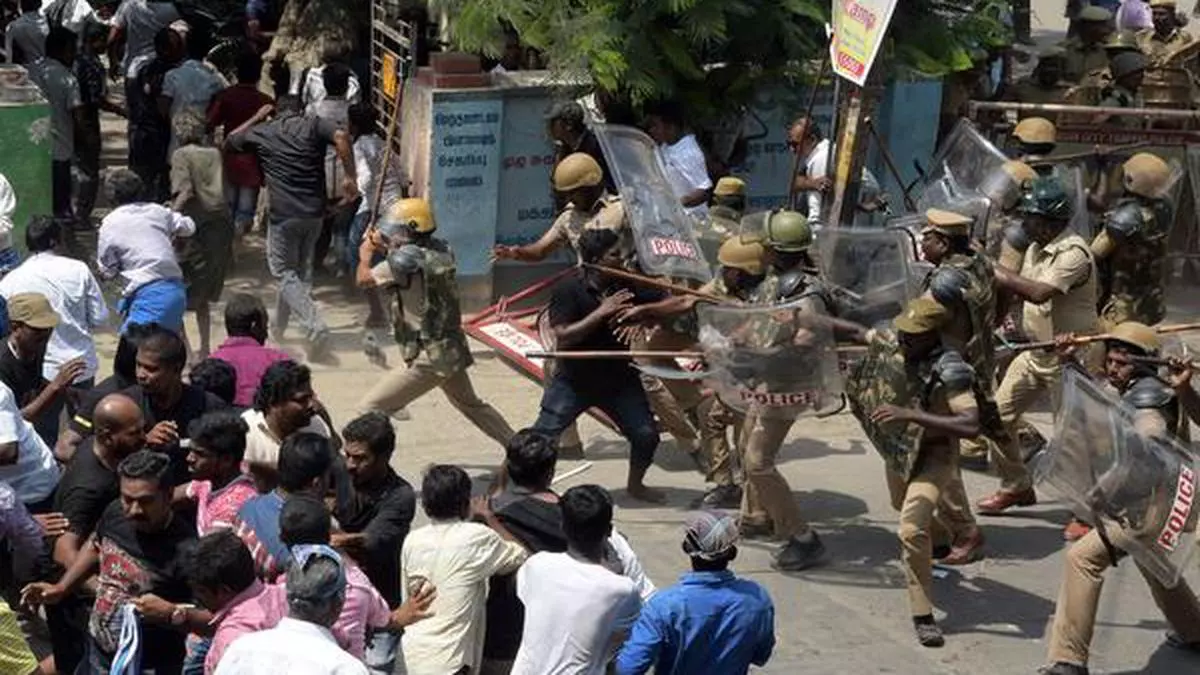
[923,119,1010,198]
[697,298,843,419]
[591,124,713,283]
[1054,163,1092,240]
[1034,369,1199,587]
[882,212,936,298]
[814,227,915,327]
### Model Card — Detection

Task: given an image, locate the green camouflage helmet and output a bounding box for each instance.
[765,210,813,252]
[1019,175,1073,220]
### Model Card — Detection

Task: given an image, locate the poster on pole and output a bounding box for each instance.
[830,0,900,86]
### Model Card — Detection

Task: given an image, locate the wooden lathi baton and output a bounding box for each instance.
[526,345,868,360]
[1005,321,1200,354]
[582,264,722,303]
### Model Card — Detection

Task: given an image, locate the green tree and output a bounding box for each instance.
[430,0,1011,121]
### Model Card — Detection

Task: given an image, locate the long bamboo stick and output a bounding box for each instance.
[582,264,723,302]
[1005,322,1200,353]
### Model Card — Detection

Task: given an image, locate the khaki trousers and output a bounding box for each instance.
[633,328,705,444]
[700,398,742,487]
[1048,527,1200,665]
[989,351,1063,491]
[357,356,515,446]
[885,443,977,617]
[739,413,807,539]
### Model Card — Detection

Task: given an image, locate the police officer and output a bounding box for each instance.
[869,296,984,648]
[977,176,1101,515]
[1042,322,1200,675]
[1146,0,1196,66]
[1011,117,1058,171]
[1008,48,1069,108]
[696,176,747,264]
[492,152,629,457]
[1061,6,1115,82]
[1092,152,1173,327]
[354,198,516,445]
[735,210,829,570]
[980,160,1038,256]
[918,209,1002,486]
[1097,51,1148,124]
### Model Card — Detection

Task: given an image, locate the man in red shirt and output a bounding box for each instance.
[207,51,274,233]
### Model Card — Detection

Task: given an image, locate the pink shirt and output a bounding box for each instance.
[268,558,391,659]
[186,475,259,535]
[206,580,287,674]
[209,336,291,407]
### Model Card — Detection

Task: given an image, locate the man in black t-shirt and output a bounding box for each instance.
[532,229,669,503]
[25,450,196,675]
[42,393,147,674]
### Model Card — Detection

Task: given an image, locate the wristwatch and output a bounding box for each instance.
[170,605,187,626]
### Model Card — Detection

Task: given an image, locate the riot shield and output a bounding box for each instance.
[591,124,713,283]
[882,213,937,299]
[697,298,843,419]
[1034,369,1199,587]
[815,227,915,327]
[1054,163,1092,240]
[923,119,1010,199]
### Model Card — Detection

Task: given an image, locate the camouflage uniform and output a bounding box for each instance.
[695,274,747,493]
[358,238,515,444]
[846,328,980,618]
[1097,84,1145,128]
[1093,196,1172,326]
[1048,370,1200,667]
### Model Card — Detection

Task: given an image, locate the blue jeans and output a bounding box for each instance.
[533,373,659,472]
[266,216,328,341]
[346,210,386,271]
[364,629,400,675]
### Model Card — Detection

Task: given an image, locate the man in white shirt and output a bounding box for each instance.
[214,544,370,675]
[511,485,642,675]
[96,168,194,334]
[4,0,48,64]
[293,46,362,118]
[401,465,528,675]
[0,379,59,510]
[240,360,333,492]
[346,104,402,327]
[787,116,832,225]
[645,104,713,220]
[0,216,108,393]
[27,27,84,218]
[108,0,181,80]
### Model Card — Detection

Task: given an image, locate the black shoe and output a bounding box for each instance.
[913,618,944,648]
[772,532,826,571]
[1165,631,1200,653]
[1039,663,1088,675]
[696,484,742,510]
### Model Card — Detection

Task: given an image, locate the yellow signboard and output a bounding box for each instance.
[381,52,398,100]
[830,0,899,86]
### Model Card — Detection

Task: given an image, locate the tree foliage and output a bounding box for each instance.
[429,0,1011,121]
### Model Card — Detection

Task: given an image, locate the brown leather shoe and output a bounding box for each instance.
[1063,519,1092,542]
[976,488,1037,515]
[938,528,985,565]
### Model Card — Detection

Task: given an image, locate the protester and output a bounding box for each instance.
[278,494,392,661]
[0,480,45,675]
[0,377,59,511]
[212,545,369,675]
[233,432,333,580]
[161,32,226,154]
[109,0,182,85]
[0,292,86,446]
[44,393,145,673]
[226,94,359,359]
[170,111,234,358]
[644,102,712,219]
[401,464,528,675]
[96,168,195,334]
[241,360,332,490]
[511,484,642,675]
[189,358,240,408]
[209,294,291,408]
[128,27,185,201]
[0,216,109,430]
[74,21,126,225]
[178,411,257,535]
[4,0,48,64]
[614,512,776,674]
[295,46,362,116]
[333,411,414,671]
[27,27,84,219]
[206,51,274,235]
[23,450,197,674]
[187,530,284,674]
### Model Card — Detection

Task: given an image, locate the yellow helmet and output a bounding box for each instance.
[717,236,766,275]
[1107,321,1160,354]
[382,198,436,234]
[1012,117,1057,145]
[1122,152,1172,199]
[714,176,747,197]
[553,153,603,191]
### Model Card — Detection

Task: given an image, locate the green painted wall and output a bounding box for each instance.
[0,101,53,253]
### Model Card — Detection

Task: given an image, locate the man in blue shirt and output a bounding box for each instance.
[615,511,775,674]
